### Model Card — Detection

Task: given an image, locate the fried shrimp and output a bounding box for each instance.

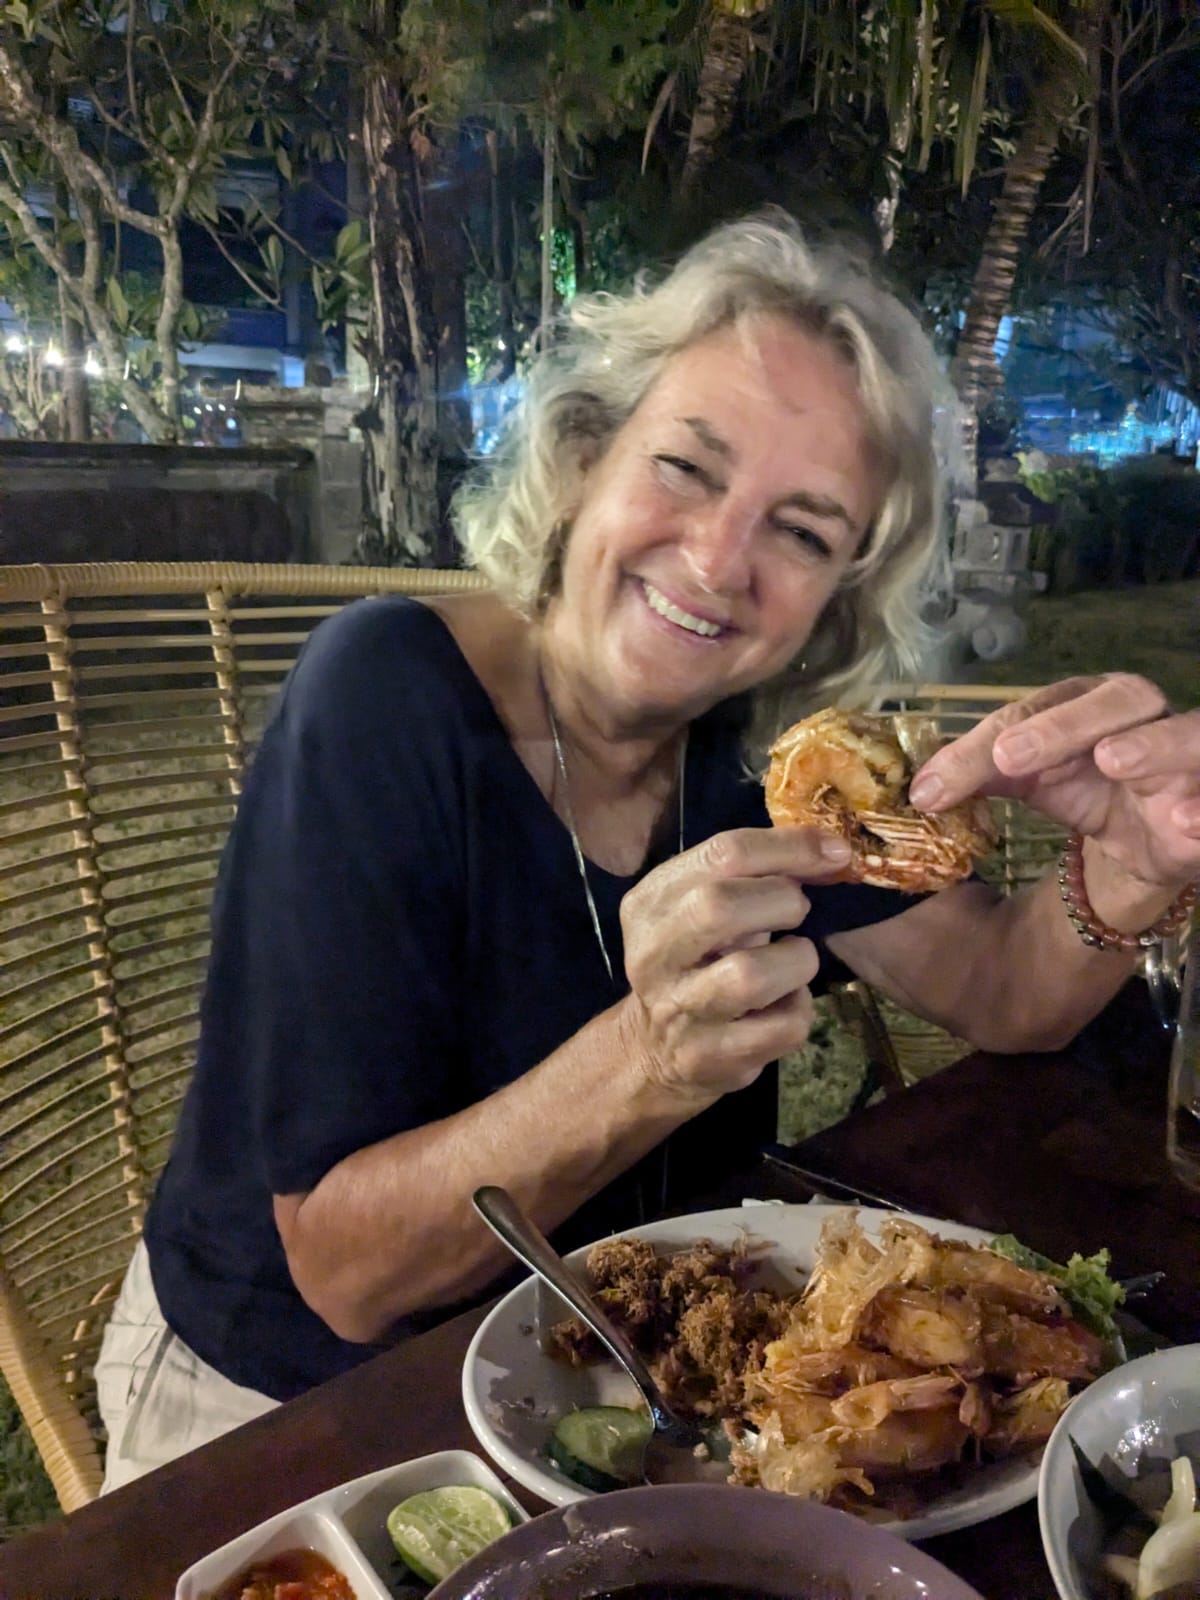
[764,707,998,891]
[732,1213,1108,1514]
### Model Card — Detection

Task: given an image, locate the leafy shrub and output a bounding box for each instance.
[1018,453,1200,592]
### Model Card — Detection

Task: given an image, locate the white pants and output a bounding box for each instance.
[95,1240,278,1493]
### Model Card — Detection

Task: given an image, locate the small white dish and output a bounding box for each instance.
[462,1202,1047,1540]
[1038,1342,1200,1600]
[174,1449,526,1600]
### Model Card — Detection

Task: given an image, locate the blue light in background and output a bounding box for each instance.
[470,372,524,455]
[1066,395,1200,464]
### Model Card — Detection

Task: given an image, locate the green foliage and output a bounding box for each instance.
[1018,453,1200,593]
[312,221,372,335]
[988,1233,1123,1345]
[400,0,680,148]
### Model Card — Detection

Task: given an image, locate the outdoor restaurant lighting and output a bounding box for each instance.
[43,344,63,367]
[4,333,25,354]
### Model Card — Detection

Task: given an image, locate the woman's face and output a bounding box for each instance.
[546,315,886,734]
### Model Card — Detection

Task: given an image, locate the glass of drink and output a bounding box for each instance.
[1166,917,1200,1191]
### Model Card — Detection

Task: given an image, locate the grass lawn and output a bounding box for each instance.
[1,578,1195,1541]
[970,580,1199,711]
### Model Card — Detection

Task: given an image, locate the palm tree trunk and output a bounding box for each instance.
[680,3,762,200]
[951,72,1076,479]
[486,128,516,380]
[539,114,556,339]
[358,0,442,565]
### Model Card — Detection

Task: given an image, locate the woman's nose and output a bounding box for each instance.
[681,501,755,595]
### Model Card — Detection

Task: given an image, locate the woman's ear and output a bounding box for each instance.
[570,434,602,483]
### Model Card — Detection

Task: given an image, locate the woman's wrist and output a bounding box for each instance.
[1060,835,1196,951]
[610,993,724,1116]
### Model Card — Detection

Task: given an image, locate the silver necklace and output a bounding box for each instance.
[543,685,687,986]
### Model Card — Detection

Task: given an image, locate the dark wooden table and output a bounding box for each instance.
[2,983,1194,1600]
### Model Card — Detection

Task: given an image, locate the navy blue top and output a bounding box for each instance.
[145,598,922,1400]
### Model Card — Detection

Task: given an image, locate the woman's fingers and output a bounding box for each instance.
[642,977,816,1097]
[650,875,811,974]
[619,827,845,1100]
[991,674,1168,778]
[1094,706,1200,784]
[622,826,848,975]
[911,675,1169,809]
[688,825,852,883]
[666,933,820,1022]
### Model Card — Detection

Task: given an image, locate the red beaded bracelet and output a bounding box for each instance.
[1057,832,1197,952]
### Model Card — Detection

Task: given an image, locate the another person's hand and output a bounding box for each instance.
[618,826,852,1102]
[908,674,1200,892]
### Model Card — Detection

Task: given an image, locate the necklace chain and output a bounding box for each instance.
[543,685,687,987]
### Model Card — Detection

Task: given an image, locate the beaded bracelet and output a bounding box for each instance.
[1057,832,1197,952]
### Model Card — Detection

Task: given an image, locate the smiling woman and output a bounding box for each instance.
[455,215,948,758]
[94,209,1200,1493]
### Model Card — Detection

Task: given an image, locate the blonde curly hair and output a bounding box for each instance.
[453,210,954,757]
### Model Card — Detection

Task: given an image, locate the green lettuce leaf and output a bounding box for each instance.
[989,1233,1125,1343]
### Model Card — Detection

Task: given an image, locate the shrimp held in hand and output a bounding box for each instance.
[764,707,998,891]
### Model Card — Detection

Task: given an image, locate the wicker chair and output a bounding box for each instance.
[0,561,486,1511]
[0,562,1059,1512]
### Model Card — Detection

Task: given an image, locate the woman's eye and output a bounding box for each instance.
[780,523,833,557]
[654,453,704,484]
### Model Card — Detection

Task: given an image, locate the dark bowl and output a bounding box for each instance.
[427,1482,987,1600]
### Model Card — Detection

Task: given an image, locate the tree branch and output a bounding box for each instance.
[0,36,165,236]
[0,153,170,439]
[0,155,77,285]
[0,351,45,437]
[1120,26,1200,102]
[199,220,283,307]
[162,43,248,225]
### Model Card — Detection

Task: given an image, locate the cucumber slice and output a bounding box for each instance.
[548,1405,652,1492]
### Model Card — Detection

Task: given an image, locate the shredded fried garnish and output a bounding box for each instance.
[550,1213,1109,1519]
[546,1235,793,1416]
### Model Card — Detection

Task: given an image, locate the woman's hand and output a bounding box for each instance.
[908,674,1200,892]
[618,825,852,1102]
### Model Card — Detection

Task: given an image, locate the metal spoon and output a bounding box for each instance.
[472,1185,723,1486]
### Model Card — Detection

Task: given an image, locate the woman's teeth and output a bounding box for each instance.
[642,581,722,637]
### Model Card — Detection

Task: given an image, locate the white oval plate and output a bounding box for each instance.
[462,1202,1048,1541]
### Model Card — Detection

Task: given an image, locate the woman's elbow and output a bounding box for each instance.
[273,1193,399,1343]
[285,1245,404,1343]
[962,1008,1081,1056]
[311,1287,393,1345]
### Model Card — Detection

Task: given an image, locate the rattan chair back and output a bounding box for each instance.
[0,561,485,1511]
[852,682,1066,1088]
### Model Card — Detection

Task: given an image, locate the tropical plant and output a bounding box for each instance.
[679,0,774,201]
[948,2,1098,478]
[1029,9,1200,412]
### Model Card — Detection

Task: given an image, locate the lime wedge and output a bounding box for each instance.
[386,1484,513,1584]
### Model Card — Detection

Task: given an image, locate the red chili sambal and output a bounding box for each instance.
[207,1546,356,1600]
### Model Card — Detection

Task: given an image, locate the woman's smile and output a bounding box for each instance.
[637,577,731,641]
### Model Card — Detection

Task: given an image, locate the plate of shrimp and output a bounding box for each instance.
[462,1204,1115,1540]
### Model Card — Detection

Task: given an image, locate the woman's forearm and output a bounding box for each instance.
[948,869,1142,1051]
[273,997,714,1343]
[831,838,1183,1055]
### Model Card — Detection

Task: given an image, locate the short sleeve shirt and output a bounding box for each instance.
[146,598,922,1399]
